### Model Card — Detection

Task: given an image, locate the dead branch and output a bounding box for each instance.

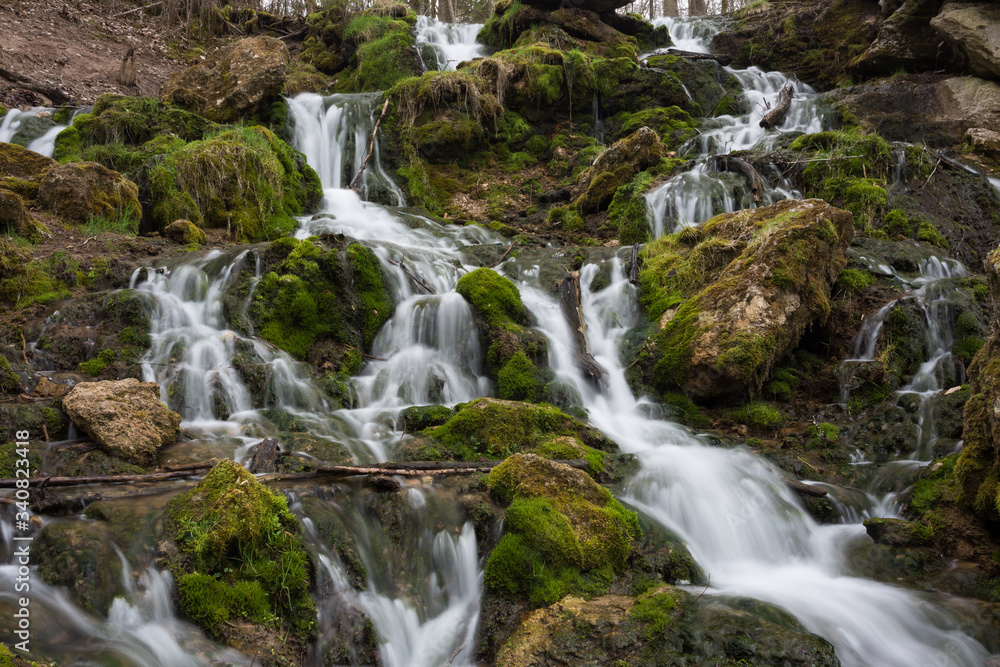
[709,155,764,203]
[784,478,828,497]
[629,243,640,285]
[350,98,391,192]
[759,83,793,129]
[0,66,71,104]
[559,272,609,385]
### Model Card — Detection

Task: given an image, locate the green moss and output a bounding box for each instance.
[909,454,958,516]
[835,267,874,294]
[799,129,893,226]
[497,350,543,402]
[149,125,321,242]
[484,453,640,607]
[346,243,392,349]
[546,205,585,232]
[79,348,116,376]
[0,441,42,478]
[335,10,419,93]
[727,402,783,429]
[629,587,687,640]
[804,422,840,448]
[661,391,711,428]
[529,434,605,474]
[883,209,911,237]
[456,267,528,330]
[615,106,696,147]
[609,170,655,245]
[0,357,21,394]
[915,218,949,249]
[165,460,315,639]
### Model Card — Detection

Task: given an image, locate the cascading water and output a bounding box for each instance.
[511,258,988,667]
[643,18,824,237]
[414,15,487,72]
[0,107,72,158]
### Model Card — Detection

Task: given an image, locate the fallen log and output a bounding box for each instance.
[784,478,828,497]
[629,243,640,285]
[0,66,71,105]
[644,49,733,66]
[759,83,793,129]
[350,98,390,191]
[559,271,609,385]
[709,155,764,203]
[0,459,591,490]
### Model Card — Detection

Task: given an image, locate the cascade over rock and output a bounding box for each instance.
[159,36,289,123]
[931,2,1000,80]
[640,198,853,399]
[62,378,181,466]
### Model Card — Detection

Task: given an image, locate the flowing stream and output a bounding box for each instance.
[3,17,995,666]
[643,18,823,237]
[0,107,71,158]
[414,15,487,73]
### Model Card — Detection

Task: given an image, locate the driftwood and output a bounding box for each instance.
[559,272,609,385]
[784,478,828,498]
[926,148,979,175]
[249,437,280,474]
[119,46,137,87]
[350,98,391,191]
[0,66,71,104]
[0,459,591,490]
[759,84,793,129]
[709,155,764,203]
[629,243,640,285]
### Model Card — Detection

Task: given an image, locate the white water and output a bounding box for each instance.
[514,260,988,666]
[643,18,824,237]
[414,15,487,72]
[0,107,69,158]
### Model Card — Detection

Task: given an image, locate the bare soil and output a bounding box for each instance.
[0,0,184,108]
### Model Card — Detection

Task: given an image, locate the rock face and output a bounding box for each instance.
[931,3,1000,79]
[159,36,289,123]
[62,378,181,466]
[38,161,140,224]
[967,127,1000,156]
[830,74,1000,146]
[851,0,949,74]
[640,198,854,399]
[956,246,1000,524]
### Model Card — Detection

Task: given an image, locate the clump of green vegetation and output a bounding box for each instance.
[0,357,22,394]
[728,402,783,429]
[335,8,420,93]
[835,267,875,294]
[662,391,711,428]
[609,170,655,245]
[615,106,697,147]
[915,218,949,249]
[484,453,641,607]
[546,205,585,232]
[149,125,321,242]
[629,586,688,640]
[456,267,528,329]
[883,209,911,237]
[85,213,139,236]
[804,422,840,448]
[164,460,315,640]
[79,349,116,376]
[910,453,958,516]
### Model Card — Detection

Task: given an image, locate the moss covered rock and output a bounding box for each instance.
[148,125,321,242]
[863,517,933,547]
[163,460,315,647]
[36,521,125,615]
[37,161,140,225]
[484,453,641,608]
[160,36,290,123]
[334,6,421,93]
[956,246,1000,524]
[0,188,47,241]
[573,126,666,213]
[0,141,55,181]
[639,198,854,399]
[164,219,207,245]
[244,236,392,363]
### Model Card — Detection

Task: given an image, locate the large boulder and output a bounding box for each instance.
[830,74,1000,146]
[639,199,854,399]
[931,3,1000,80]
[850,0,949,75]
[37,162,140,224]
[62,378,181,466]
[0,140,55,180]
[0,188,46,240]
[159,36,289,123]
[956,246,1000,524]
[35,521,125,615]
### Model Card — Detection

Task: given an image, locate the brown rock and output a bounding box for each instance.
[159,36,289,123]
[32,376,69,398]
[62,378,181,466]
[0,141,56,181]
[38,162,140,224]
[966,127,1000,156]
[931,3,1000,80]
[164,219,207,245]
[0,188,47,240]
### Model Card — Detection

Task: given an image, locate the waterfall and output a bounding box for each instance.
[514,259,988,667]
[0,107,71,158]
[414,16,487,72]
[642,17,825,236]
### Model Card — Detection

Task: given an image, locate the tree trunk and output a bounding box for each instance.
[559,272,609,385]
[689,0,707,15]
[709,155,764,203]
[721,0,730,13]
[662,0,678,16]
[439,0,455,23]
[118,46,136,87]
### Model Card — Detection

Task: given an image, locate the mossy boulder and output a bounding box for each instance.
[863,517,933,547]
[148,125,321,242]
[62,378,181,466]
[163,460,315,649]
[164,219,207,245]
[573,126,666,213]
[160,36,290,123]
[956,246,1000,524]
[243,236,393,364]
[398,404,456,432]
[37,161,140,225]
[930,3,1000,80]
[35,521,125,615]
[484,453,641,608]
[0,188,47,241]
[639,198,854,399]
[0,141,55,181]
[334,6,421,93]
